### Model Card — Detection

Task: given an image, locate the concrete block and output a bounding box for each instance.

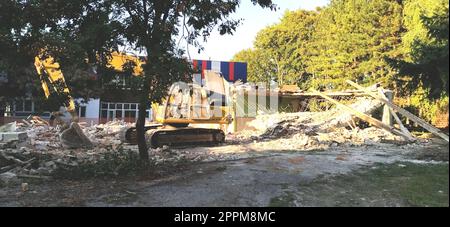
[0,172,19,186]
[0,122,17,132]
[0,132,28,143]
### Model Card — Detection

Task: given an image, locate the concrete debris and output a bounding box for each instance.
[0,131,28,143]
[0,95,429,185]
[0,172,19,186]
[0,122,28,146]
[250,97,385,139]
[229,97,424,154]
[320,97,383,130]
[0,122,17,132]
[21,182,29,192]
[0,120,132,184]
[60,122,94,149]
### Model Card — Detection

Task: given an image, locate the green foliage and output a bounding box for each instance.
[0,0,122,106]
[233,1,404,90]
[408,85,449,123]
[308,0,403,90]
[392,0,449,98]
[232,0,448,123]
[232,48,275,84]
[254,10,318,86]
[233,10,318,87]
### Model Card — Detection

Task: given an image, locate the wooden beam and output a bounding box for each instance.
[381,89,394,126]
[346,80,449,142]
[311,89,414,141]
[377,88,415,141]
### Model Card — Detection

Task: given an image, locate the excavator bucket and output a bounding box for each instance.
[60,122,94,149]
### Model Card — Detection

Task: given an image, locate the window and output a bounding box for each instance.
[24,100,32,112]
[15,100,24,112]
[14,99,34,112]
[101,110,108,118]
[80,106,86,117]
[100,102,151,122]
[75,104,87,118]
[125,110,136,118]
[77,106,86,117]
[116,110,122,119]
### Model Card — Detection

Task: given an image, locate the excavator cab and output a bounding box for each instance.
[123,70,234,148]
[156,70,233,125]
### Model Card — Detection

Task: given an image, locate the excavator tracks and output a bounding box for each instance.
[123,126,225,148]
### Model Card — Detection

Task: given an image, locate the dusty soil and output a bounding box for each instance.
[0,139,448,207]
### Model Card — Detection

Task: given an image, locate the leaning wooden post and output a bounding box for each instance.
[346,80,449,142]
[382,90,393,127]
[311,89,414,141]
[378,88,415,141]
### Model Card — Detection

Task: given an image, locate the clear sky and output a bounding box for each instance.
[186,0,330,61]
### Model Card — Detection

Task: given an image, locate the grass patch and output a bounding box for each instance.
[302,162,449,207]
[368,163,449,207]
[269,191,296,207]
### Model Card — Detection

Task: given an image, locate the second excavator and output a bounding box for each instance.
[34,53,94,149]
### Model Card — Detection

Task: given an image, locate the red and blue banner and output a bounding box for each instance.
[192,60,247,83]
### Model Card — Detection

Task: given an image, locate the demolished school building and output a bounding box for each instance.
[1,58,248,125]
[1,80,448,186]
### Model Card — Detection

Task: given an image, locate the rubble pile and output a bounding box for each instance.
[242,97,408,148]
[249,97,383,137]
[0,96,428,186]
[0,120,132,185]
[248,127,409,153]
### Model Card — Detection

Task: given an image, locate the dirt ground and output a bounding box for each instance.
[0,138,447,207]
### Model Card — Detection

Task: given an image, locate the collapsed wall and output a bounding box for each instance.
[0,96,416,185]
[246,97,401,144]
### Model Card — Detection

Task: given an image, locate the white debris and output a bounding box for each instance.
[0,172,19,186]
[0,96,422,181]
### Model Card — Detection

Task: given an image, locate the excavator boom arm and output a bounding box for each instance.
[34,54,93,149]
[34,56,76,113]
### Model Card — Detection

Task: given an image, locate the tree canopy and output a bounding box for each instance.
[234,0,407,90]
[232,0,448,124]
[392,0,449,98]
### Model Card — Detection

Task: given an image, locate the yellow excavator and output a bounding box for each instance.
[123,69,233,148]
[34,53,94,149]
[34,52,233,149]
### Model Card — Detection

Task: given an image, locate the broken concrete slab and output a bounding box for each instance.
[0,122,17,132]
[0,172,19,186]
[60,122,93,149]
[0,132,28,143]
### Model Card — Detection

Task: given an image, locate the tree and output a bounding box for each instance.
[1,0,276,163]
[230,0,448,124]
[104,0,276,162]
[232,48,275,84]
[307,0,403,90]
[390,0,449,97]
[386,0,449,124]
[232,10,319,88]
[0,0,121,113]
[254,10,318,87]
